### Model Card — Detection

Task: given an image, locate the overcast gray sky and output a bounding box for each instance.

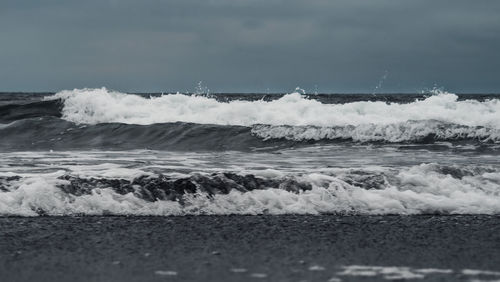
[1,0,499,93]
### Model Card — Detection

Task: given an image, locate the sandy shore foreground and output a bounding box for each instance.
[1,215,500,282]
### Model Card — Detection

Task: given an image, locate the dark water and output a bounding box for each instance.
[1,92,499,151]
[0,89,499,216]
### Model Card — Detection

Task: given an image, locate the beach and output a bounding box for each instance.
[2,215,500,282]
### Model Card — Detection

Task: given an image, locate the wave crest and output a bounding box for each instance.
[252,121,500,143]
[47,88,500,128]
[1,164,500,216]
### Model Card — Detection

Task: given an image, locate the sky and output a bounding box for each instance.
[1,0,499,93]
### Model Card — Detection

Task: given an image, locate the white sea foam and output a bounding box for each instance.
[336,265,461,280]
[47,88,500,129]
[249,273,268,278]
[337,265,425,279]
[1,163,499,216]
[252,121,500,143]
[337,265,500,281]
[154,270,178,276]
[462,269,500,276]
[308,265,326,271]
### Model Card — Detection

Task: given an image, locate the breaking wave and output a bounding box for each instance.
[2,90,499,217]
[252,121,500,143]
[1,117,499,151]
[47,88,500,128]
[0,87,498,149]
[1,163,500,216]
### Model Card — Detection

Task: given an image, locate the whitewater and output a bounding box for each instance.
[49,87,500,128]
[0,88,499,216]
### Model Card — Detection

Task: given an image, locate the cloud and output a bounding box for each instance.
[1,0,499,92]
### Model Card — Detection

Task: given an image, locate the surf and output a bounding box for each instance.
[46,88,500,128]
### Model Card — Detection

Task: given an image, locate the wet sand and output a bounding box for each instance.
[1,215,500,282]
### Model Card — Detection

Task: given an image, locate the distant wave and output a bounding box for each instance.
[0,99,62,122]
[1,118,499,152]
[0,118,283,151]
[0,88,499,150]
[1,163,499,216]
[46,88,500,128]
[252,121,500,143]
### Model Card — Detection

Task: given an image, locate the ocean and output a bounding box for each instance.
[1,88,500,216]
[1,88,500,281]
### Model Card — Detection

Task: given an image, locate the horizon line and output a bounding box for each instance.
[1,91,500,95]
